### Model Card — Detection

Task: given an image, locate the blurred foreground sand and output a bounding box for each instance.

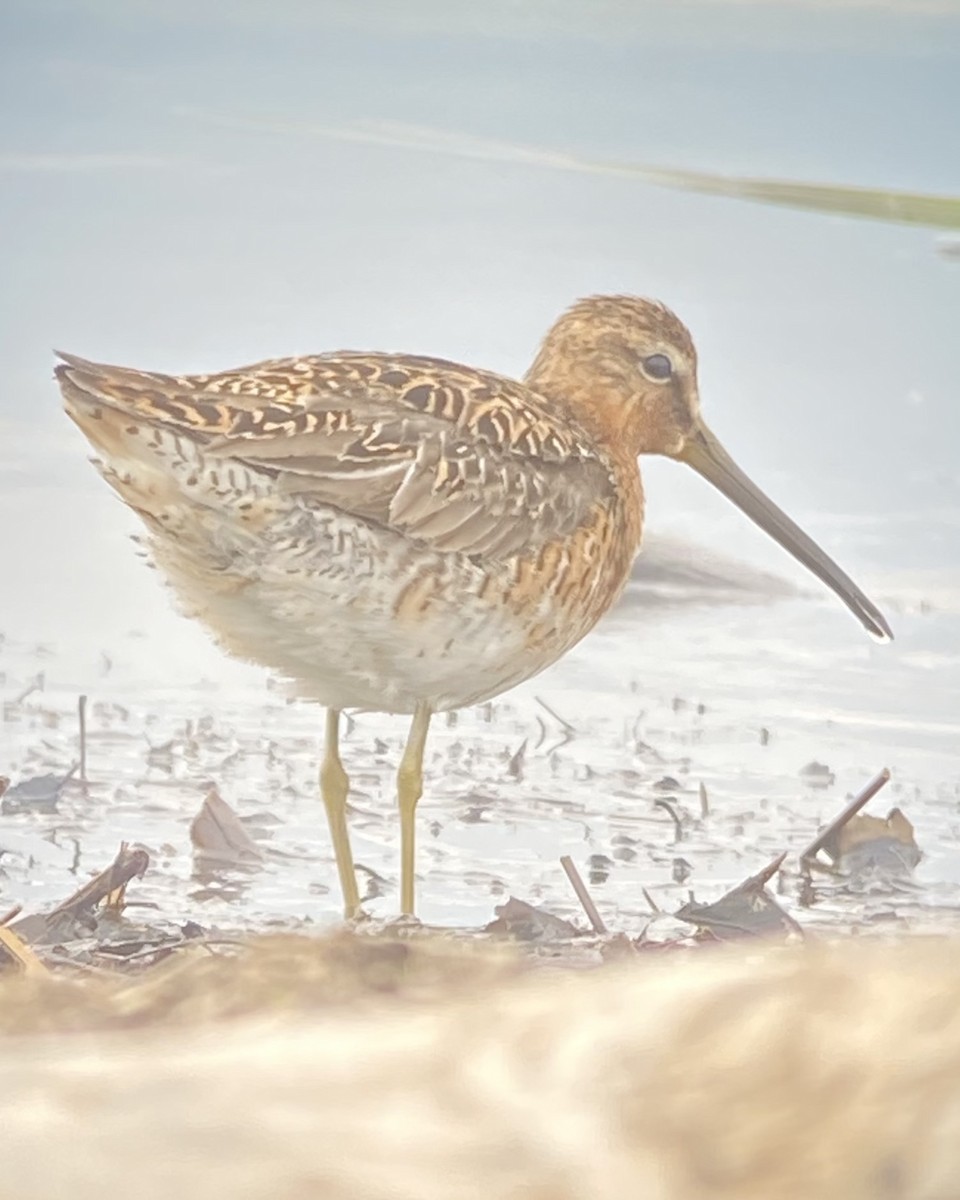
[2,932,959,1199]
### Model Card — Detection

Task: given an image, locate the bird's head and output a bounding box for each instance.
[527,294,892,642]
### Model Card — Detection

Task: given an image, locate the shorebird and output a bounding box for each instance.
[57,295,891,917]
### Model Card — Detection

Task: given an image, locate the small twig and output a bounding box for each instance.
[800,768,891,864]
[506,739,527,780]
[108,934,258,964]
[748,850,789,889]
[560,855,608,934]
[654,797,684,843]
[699,781,709,818]
[78,694,88,783]
[534,696,575,733]
[95,940,192,964]
[641,887,662,915]
[34,950,120,978]
[9,673,44,707]
[48,843,149,920]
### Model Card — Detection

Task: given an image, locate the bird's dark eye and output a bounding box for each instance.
[641,353,673,382]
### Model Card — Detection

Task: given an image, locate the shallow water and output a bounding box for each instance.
[1,0,959,935]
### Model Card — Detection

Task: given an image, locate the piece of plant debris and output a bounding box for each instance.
[799,761,836,790]
[800,768,899,874]
[485,897,582,942]
[0,921,47,975]
[10,843,150,946]
[1,765,78,815]
[676,852,801,941]
[654,796,684,842]
[560,855,608,934]
[190,788,266,867]
[820,809,921,882]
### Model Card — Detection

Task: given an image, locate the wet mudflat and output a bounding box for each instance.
[3,557,959,967]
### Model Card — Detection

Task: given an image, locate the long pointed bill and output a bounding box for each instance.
[678,423,893,642]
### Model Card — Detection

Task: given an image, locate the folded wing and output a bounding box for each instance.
[55,350,615,561]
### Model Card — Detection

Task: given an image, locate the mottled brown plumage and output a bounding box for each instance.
[57,294,890,916]
[58,348,615,562]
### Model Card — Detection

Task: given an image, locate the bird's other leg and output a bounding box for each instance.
[397,701,432,916]
[319,708,361,919]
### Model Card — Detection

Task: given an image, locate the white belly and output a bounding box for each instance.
[79,415,612,713]
[152,502,580,714]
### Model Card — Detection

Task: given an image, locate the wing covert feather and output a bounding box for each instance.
[55,350,615,560]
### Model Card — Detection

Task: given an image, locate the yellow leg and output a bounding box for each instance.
[319,708,361,918]
[397,702,432,916]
